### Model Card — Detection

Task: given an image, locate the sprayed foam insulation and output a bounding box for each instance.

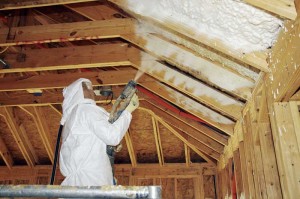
[135,21,259,81]
[162,84,235,124]
[134,30,254,99]
[126,0,283,53]
[139,54,243,108]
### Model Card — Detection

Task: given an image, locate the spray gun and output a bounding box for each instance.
[107,80,137,183]
[108,80,137,124]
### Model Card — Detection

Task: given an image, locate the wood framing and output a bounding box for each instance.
[0,135,14,169]
[0,19,134,46]
[109,0,270,72]
[0,0,97,10]
[245,0,297,20]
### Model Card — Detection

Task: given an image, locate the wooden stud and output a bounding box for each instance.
[151,118,164,166]
[0,107,35,167]
[0,135,14,169]
[139,107,215,164]
[245,0,297,20]
[124,131,137,167]
[19,106,54,164]
[141,100,228,146]
[184,144,190,167]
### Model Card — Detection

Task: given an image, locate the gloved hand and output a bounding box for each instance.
[125,93,139,113]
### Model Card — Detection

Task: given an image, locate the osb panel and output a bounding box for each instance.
[161,178,175,199]
[204,175,216,199]
[176,178,194,199]
[131,128,158,163]
[0,116,26,165]
[115,175,130,186]
[130,109,153,130]
[115,138,131,164]
[15,107,50,164]
[41,106,61,150]
[0,158,5,166]
[159,124,185,163]
[190,147,206,163]
[137,178,154,186]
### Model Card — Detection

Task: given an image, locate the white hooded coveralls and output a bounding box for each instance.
[59,78,132,186]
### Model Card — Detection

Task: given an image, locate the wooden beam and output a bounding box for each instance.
[142,99,228,145]
[124,33,254,100]
[141,101,224,154]
[141,82,234,136]
[20,106,54,164]
[0,19,134,47]
[184,144,190,167]
[0,135,14,169]
[272,102,300,199]
[0,107,35,167]
[0,0,97,10]
[290,89,300,101]
[139,107,216,164]
[68,2,259,83]
[18,123,40,165]
[0,69,140,91]
[124,131,137,167]
[245,0,297,20]
[269,19,300,102]
[2,44,133,73]
[130,54,244,121]
[110,0,270,72]
[0,87,128,106]
[152,117,164,166]
[2,44,243,121]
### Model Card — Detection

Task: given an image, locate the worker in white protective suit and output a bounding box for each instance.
[59,78,139,186]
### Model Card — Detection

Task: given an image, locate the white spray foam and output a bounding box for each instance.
[139,53,242,107]
[138,31,254,97]
[126,0,283,53]
[162,84,234,124]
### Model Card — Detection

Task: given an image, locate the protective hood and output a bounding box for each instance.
[60,78,92,125]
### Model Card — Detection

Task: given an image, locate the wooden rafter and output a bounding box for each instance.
[2,44,132,73]
[124,130,137,167]
[66,4,255,100]
[130,55,243,121]
[139,107,216,164]
[176,129,220,160]
[245,0,297,20]
[140,101,224,153]
[184,144,190,167]
[141,82,234,135]
[109,0,270,72]
[124,33,253,100]
[0,0,97,10]
[0,69,139,91]
[0,107,35,167]
[0,19,134,47]
[151,117,164,166]
[19,106,54,164]
[142,100,228,145]
[0,135,14,169]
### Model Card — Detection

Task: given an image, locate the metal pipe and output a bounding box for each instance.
[0,185,161,198]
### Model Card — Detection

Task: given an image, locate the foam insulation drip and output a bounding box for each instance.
[139,53,243,108]
[162,84,234,124]
[134,25,254,98]
[126,0,283,53]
